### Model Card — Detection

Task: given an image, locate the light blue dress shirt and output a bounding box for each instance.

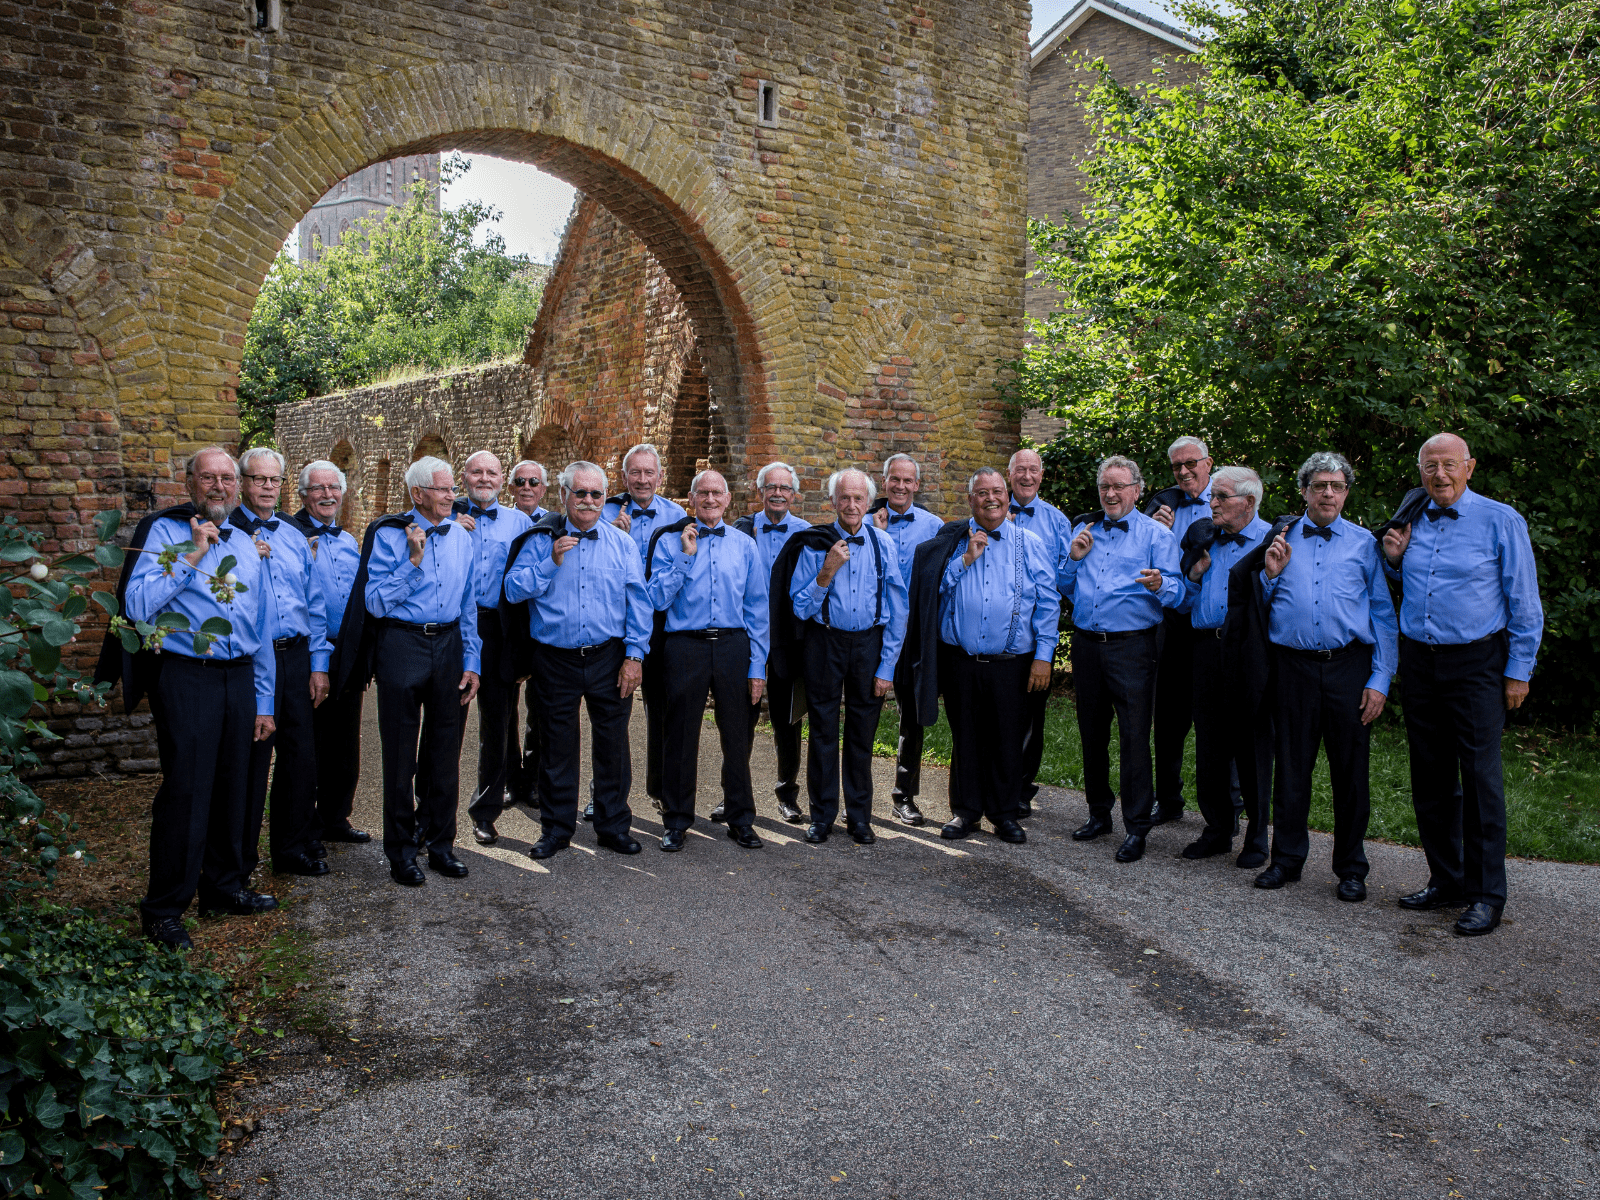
[124,518,276,715]
[603,492,688,562]
[363,509,483,675]
[1262,515,1399,694]
[938,519,1061,660]
[647,519,771,678]
[303,520,360,674]
[1166,480,1213,541]
[790,521,909,679]
[1382,487,1542,682]
[1180,514,1271,630]
[1009,494,1073,569]
[504,519,653,659]
[879,503,943,579]
[1057,510,1183,631]
[746,510,812,578]
[230,509,328,670]
[461,500,534,608]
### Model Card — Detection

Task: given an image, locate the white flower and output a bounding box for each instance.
[72,850,83,859]
[29,562,47,581]
[224,572,239,586]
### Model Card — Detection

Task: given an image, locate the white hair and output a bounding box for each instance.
[756,460,798,489]
[186,445,240,479]
[297,459,347,495]
[883,453,921,483]
[1168,436,1210,460]
[1418,433,1471,465]
[1096,455,1145,490]
[405,456,452,490]
[690,468,728,495]
[558,460,609,493]
[826,467,876,504]
[1007,448,1042,472]
[1211,465,1262,506]
[968,466,1007,494]
[622,443,663,474]
[464,449,503,473]
[510,459,547,485]
[239,446,286,478]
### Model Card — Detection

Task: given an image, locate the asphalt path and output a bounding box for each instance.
[217,697,1600,1199]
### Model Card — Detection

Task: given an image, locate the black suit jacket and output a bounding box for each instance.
[1220,513,1300,714]
[903,519,972,726]
[92,502,200,713]
[494,510,568,684]
[330,512,415,700]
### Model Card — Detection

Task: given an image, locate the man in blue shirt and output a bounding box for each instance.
[873,453,943,827]
[1258,451,1398,899]
[290,459,370,852]
[1058,455,1184,863]
[1177,466,1273,866]
[506,458,550,813]
[1382,433,1543,937]
[936,467,1059,844]
[648,469,771,851]
[603,443,687,813]
[125,446,278,948]
[506,461,652,861]
[451,451,534,847]
[789,468,909,844]
[234,446,329,884]
[733,460,811,823]
[363,455,482,886]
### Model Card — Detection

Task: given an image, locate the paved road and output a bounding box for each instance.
[219,700,1600,1198]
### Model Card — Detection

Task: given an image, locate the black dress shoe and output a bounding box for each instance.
[582,799,596,822]
[1181,832,1233,860]
[992,819,1027,845]
[1072,815,1113,841]
[322,823,372,844]
[892,800,926,826]
[596,831,642,855]
[777,799,804,824]
[1453,902,1503,937]
[660,829,687,852]
[1235,848,1268,870]
[804,822,831,844]
[1337,876,1368,902]
[142,916,193,950]
[1253,863,1302,890]
[1398,884,1466,911]
[728,825,763,849]
[940,814,977,841]
[1017,799,1034,819]
[709,803,728,824]
[472,820,498,846]
[529,834,570,860]
[390,861,426,886]
[198,889,279,917]
[1114,834,1146,863]
[848,823,877,845]
[427,850,469,878]
[1150,803,1183,825]
[307,838,326,859]
[273,853,330,877]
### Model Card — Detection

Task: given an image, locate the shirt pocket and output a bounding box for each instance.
[1328,549,1370,611]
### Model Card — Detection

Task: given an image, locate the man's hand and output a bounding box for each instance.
[817,539,851,587]
[962,527,989,567]
[1263,532,1291,579]
[406,521,427,568]
[1136,567,1164,594]
[309,671,330,707]
[459,670,480,706]
[1151,504,1175,529]
[873,507,889,530]
[872,675,893,699]
[1069,526,1095,561]
[680,524,699,556]
[1027,659,1052,692]
[1187,548,1212,583]
[551,533,578,566]
[1504,677,1529,711]
[1382,523,1411,569]
[185,517,220,567]
[612,511,632,533]
[456,512,477,533]
[1359,687,1386,725]
[254,537,271,559]
[618,657,643,698]
[749,677,766,705]
[253,715,275,742]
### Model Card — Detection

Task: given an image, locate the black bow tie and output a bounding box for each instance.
[1425,506,1459,522]
[469,505,497,520]
[762,522,787,534]
[1212,529,1247,547]
[1176,494,1203,507]
[216,528,232,542]
[844,534,865,546]
[424,524,451,539]
[697,525,725,538]
[1302,524,1333,541]
[311,522,339,537]
[234,512,279,534]
[570,528,599,541]
[1102,518,1129,533]
[250,518,279,533]
[1010,504,1034,518]
[889,511,917,525]
[631,507,656,520]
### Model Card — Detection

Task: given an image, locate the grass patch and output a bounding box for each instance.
[872,698,1600,863]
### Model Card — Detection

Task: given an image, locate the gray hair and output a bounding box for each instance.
[510,459,548,485]
[464,449,503,473]
[1096,455,1144,490]
[186,445,240,479]
[1168,435,1210,460]
[1418,432,1471,465]
[1007,448,1042,472]
[239,446,286,478]
[968,466,1007,493]
[690,468,728,495]
[1211,465,1262,506]
[883,452,921,483]
[1297,451,1354,490]
[756,460,798,489]
[405,456,453,490]
[297,459,347,495]
[622,443,663,474]
[826,467,877,504]
[558,460,609,493]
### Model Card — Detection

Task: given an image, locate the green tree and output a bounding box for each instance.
[1020,0,1600,722]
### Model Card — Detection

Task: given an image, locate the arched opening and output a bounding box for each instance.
[329,439,357,529]
[412,434,448,464]
[371,458,392,520]
[523,423,582,480]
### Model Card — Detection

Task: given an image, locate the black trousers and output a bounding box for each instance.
[374,623,466,867]
[748,666,801,807]
[536,638,634,841]
[465,608,521,825]
[142,654,254,919]
[1071,626,1159,835]
[1153,609,1196,810]
[641,645,666,801]
[1271,643,1372,879]
[890,673,924,803]
[941,644,1032,823]
[661,631,755,830]
[802,624,886,828]
[1400,634,1509,906]
[311,676,364,834]
[244,636,317,872]
[1191,632,1271,855]
[509,674,545,807]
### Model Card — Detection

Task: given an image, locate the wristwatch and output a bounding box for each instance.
[625,655,643,662]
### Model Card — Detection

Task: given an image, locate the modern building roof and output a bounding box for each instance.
[1031,0,1203,63]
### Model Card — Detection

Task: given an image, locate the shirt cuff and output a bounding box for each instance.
[626,640,650,660]
[1034,638,1058,661]
[463,654,482,674]
[257,697,275,717]
[310,651,331,673]
[1505,657,1535,682]
[1364,671,1390,696]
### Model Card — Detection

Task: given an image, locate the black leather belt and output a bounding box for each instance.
[1402,632,1502,652]
[973,651,1021,662]
[272,634,308,650]
[1198,626,1225,639]
[668,628,746,640]
[383,619,460,636]
[544,638,621,657]
[200,655,251,669]
[1073,626,1157,643]
[1279,640,1362,661]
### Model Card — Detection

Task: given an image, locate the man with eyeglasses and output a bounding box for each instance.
[603,443,686,816]
[505,459,550,814]
[506,461,651,861]
[1381,433,1542,937]
[233,446,329,883]
[289,459,371,851]
[1256,451,1397,901]
[509,460,550,519]
[732,461,810,823]
[1145,437,1215,826]
[647,469,770,851]
[1057,456,1183,864]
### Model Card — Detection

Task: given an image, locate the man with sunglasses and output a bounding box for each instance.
[509,460,550,519]
[505,459,550,813]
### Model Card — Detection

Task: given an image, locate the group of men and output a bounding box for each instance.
[108,430,1541,950]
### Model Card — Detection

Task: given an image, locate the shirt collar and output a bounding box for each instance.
[1300,513,1345,536]
[970,517,1004,539]
[1197,480,1213,504]
[565,519,600,537]
[408,508,444,531]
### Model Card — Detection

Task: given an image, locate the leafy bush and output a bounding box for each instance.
[0,908,237,1199]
